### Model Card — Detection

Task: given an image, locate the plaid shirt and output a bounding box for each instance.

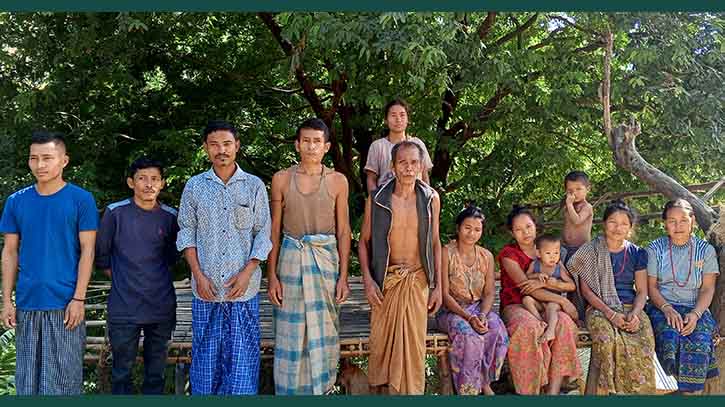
[177,165,272,302]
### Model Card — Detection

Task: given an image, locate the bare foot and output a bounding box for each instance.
[539,326,556,344]
[482,384,495,395]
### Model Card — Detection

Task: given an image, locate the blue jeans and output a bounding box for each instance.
[108,320,175,394]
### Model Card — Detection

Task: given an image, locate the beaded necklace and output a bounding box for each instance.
[612,243,628,278]
[668,237,693,288]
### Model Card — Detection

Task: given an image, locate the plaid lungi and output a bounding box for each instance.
[15,309,85,395]
[191,295,260,395]
[273,234,340,395]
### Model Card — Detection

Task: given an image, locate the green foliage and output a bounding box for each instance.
[0,329,16,395]
[0,11,722,258]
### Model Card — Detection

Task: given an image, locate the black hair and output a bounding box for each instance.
[662,198,694,220]
[602,199,637,225]
[128,157,164,178]
[202,120,238,142]
[535,233,561,248]
[455,204,486,229]
[383,98,410,118]
[564,170,590,187]
[505,205,536,231]
[390,140,424,163]
[381,99,411,137]
[30,130,66,150]
[296,118,330,142]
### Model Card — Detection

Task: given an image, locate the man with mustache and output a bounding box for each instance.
[1,131,98,395]
[267,118,351,394]
[177,120,272,394]
[95,157,179,394]
[359,141,443,394]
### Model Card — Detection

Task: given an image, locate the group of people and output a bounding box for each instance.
[0,98,720,397]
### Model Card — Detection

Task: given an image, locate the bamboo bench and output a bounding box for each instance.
[83,278,600,394]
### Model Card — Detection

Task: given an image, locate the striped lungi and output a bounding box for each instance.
[15,309,85,395]
[273,234,340,395]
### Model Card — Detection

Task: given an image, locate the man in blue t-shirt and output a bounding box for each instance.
[95,157,179,395]
[0,131,98,395]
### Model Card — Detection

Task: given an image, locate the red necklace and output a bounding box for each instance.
[612,244,628,278]
[669,237,693,288]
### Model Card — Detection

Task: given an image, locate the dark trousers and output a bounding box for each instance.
[108,320,175,394]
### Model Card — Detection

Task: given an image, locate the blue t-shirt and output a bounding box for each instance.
[95,199,179,324]
[611,242,648,304]
[0,183,99,311]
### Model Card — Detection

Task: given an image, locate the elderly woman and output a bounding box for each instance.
[645,199,720,394]
[569,200,655,394]
[436,206,509,395]
[497,206,581,395]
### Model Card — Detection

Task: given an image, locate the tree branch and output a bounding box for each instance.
[600,28,716,231]
[258,12,326,118]
[703,178,725,203]
[269,86,302,94]
[602,31,613,147]
[477,12,497,40]
[492,13,539,48]
[437,89,458,134]
[548,14,601,37]
[529,181,725,210]
[610,121,717,232]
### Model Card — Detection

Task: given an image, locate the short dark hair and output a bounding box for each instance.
[564,170,590,186]
[391,140,423,163]
[202,120,238,142]
[383,98,410,118]
[30,130,66,150]
[603,199,637,225]
[535,233,561,248]
[296,118,330,142]
[128,157,164,178]
[505,205,537,231]
[455,204,486,229]
[662,198,694,220]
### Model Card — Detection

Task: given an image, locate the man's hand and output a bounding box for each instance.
[224,266,254,300]
[335,277,351,305]
[268,275,283,306]
[1,302,16,329]
[195,272,218,301]
[427,287,442,315]
[64,300,85,330]
[363,276,384,307]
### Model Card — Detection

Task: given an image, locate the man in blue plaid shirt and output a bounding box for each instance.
[176,120,272,395]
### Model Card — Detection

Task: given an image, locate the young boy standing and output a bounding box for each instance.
[562,171,593,265]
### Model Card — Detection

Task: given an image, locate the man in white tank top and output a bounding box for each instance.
[268,118,351,395]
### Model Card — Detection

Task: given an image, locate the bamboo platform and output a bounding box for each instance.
[80,277,683,394]
[83,278,594,364]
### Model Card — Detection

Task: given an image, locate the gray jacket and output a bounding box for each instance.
[369,178,436,290]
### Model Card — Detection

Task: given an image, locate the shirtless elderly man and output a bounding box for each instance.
[359,140,443,395]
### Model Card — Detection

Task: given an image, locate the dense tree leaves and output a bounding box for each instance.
[0,12,722,253]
